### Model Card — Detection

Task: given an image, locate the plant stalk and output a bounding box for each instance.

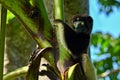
[0,6,7,80]
[54,0,64,20]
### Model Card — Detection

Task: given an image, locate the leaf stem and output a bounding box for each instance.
[54,0,64,20]
[0,6,7,80]
[3,66,28,80]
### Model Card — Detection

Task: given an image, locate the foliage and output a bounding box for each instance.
[6,17,36,72]
[0,0,97,80]
[98,0,120,15]
[92,32,120,80]
[0,0,52,80]
[0,0,120,80]
[3,66,28,80]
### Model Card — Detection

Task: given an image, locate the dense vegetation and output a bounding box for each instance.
[0,0,120,80]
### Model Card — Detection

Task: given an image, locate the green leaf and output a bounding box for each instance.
[66,63,86,80]
[30,0,53,41]
[3,66,28,80]
[66,63,78,80]
[0,0,52,48]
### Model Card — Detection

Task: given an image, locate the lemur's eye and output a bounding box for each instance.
[79,21,85,26]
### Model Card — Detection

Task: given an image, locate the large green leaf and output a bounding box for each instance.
[0,0,52,48]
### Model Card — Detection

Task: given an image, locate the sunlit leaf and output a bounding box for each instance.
[66,63,86,80]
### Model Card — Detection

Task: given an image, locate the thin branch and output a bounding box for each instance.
[3,66,28,80]
[97,67,120,78]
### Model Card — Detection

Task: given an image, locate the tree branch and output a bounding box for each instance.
[97,67,120,78]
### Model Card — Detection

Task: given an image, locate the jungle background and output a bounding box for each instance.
[1,0,120,80]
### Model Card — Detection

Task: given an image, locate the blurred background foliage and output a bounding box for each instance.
[3,0,120,80]
[5,11,36,73]
[91,32,120,79]
[98,0,120,15]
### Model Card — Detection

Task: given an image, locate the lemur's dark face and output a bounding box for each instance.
[72,15,93,34]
